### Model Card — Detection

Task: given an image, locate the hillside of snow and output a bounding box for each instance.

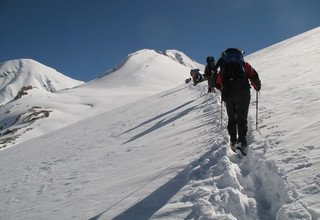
[0,27,320,220]
[89,49,201,90]
[0,49,196,149]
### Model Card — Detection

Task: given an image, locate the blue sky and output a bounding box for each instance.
[1,0,319,81]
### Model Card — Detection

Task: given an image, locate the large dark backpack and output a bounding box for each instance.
[190,68,204,86]
[221,48,248,90]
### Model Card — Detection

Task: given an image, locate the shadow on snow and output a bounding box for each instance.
[122,100,197,144]
[89,145,219,220]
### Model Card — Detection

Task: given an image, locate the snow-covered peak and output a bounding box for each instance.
[86,49,193,92]
[0,59,83,105]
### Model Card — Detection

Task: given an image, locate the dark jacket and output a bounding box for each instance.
[204,62,217,89]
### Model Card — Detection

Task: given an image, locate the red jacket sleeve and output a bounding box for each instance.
[244,62,261,91]
[215,71,223,91]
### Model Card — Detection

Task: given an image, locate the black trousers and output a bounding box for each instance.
[223,89,250,143]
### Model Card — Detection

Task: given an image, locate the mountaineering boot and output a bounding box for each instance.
[230,138,237,152]
[237,140,248,156]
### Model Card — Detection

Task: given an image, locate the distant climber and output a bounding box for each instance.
[189,56,217,93]
[189,68,204,86]
[204,56,217,93]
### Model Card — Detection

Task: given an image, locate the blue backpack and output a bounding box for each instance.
[221,48,248,90]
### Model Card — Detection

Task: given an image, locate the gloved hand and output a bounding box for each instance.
[255,82,261,91]
[193,80,198,86]
[207,86,216,93]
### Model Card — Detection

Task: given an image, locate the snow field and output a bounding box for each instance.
[0,82,294,220]
[0,84,216,219]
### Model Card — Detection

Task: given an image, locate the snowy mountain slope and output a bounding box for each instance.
[0,59,83,106]
[0,49,195,149]
[0,59,84,149]
[87,49,193,90]
[2,82,292,220]
[146,28,320,218]
[107,28,320,219]
[0,84,217,220]
[0,88,95,149]
[0,27,320,220]
[0,79,314,220]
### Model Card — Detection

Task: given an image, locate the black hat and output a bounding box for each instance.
[206,56,215,64]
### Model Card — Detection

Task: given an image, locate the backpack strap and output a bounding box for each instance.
[215,70,223,91]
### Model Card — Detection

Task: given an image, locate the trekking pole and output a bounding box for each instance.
[221,97,223,128]
[256,91,259,130]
